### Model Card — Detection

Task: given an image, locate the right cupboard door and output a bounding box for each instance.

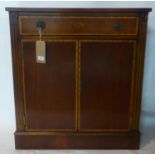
[80,40,136,131]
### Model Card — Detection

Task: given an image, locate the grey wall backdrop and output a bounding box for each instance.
[0,1,155,153]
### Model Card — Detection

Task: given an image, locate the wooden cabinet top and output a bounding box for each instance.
[6,7,152,13]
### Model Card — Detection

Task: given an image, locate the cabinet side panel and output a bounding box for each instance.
[132,13,149,130]
[9,12,25,131]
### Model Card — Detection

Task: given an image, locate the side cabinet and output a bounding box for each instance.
[6,8,151,149]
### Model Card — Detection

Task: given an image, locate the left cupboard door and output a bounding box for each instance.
[22,40,77,131]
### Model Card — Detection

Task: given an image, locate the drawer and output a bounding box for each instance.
[19,16,138,35]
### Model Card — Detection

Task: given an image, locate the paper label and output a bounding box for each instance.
[36,40,46,63]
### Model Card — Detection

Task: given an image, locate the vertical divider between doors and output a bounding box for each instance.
[75,40,78,131]
[76,40,81,131]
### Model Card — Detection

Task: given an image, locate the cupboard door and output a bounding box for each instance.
[22,40,76,131]
[80,40,136,131]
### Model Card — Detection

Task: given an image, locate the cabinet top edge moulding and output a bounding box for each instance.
[5,7,152,13]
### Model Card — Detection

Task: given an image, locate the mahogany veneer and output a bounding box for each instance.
[6,8,151,149]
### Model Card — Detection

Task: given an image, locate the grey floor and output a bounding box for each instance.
[0,110,155,154]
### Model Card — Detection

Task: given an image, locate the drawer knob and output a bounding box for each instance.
[113,22,121,31]
[36,21,46,30]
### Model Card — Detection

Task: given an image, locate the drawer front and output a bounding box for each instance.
[19,16,138,35]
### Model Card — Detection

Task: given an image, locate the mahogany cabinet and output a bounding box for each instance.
[6,8,151,149]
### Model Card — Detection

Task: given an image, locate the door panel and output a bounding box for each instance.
[80,40,136,131]
[22,40,76,131]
